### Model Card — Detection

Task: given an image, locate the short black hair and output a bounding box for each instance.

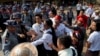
[35,14,42,19]
[58,35,72,48]
[93,19,100,31]
[50,8,57,15]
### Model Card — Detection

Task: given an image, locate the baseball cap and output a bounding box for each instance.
[54,15,62,21]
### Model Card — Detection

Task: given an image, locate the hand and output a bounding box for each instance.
[71,37,78,45]
[0,30,2,33]
[18,34,25,38]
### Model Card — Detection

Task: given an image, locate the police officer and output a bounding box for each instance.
[3,20,19,55]
[12,12,28,43]
[21,6,33,30]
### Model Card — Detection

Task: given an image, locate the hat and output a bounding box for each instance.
[54,15,62,21]
[12,12,21,19]
[4,20,17,26]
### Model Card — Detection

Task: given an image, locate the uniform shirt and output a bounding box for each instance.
[31,28,53,50]
[76,3,82,10]
[87,31,100,51]
[4,32,18,51]
[55,23,72,37]
[58,46,78,56]
[32,23,43,40]
[22,14,32,30]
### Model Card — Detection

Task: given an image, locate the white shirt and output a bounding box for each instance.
[55,23,72,37]
[91,12,100,20]
[85,7,94,17]
[58,46,78,56]
[31,28,53,50]
[32,23,43,40]
[82,5,88,10]
[87,31,100,51]
[50,17,56,25]
[76,4,82,10]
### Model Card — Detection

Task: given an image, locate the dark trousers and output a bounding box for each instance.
[36,44,47,56]
[68,18,72,26]
[85,50,100,56]
[77,10,80,16]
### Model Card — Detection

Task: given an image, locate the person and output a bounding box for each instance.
[58,6,67,22]
[10,43,38,56]
[49,8,57,24]
[41,6,49,20]
[31,19,57,56]
[82,2,88,12]
[50,35,78,56]
[85,19,100,56]
[91,10,100,20]
[71,18,86,56]
[34,3,41,15]
[85,4,94,18]
[66,6,74,26]
[76,10,88,28]
[21,6,33,30]
[86,19,98,37]
[76,2,82,16]
[53,15,72,37]
[12,12,28,43]
[3,20,19,56]
[31,14,43,41]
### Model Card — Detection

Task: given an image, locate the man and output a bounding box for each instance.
[21,6,33,30]
[3,20,19,55]
[53,15,72,37]
[12,12,28,43]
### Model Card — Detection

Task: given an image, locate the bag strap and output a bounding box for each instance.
[71,48,76,56]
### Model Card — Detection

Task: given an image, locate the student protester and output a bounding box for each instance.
[49,8,57,24]
[53,15,72,37]
[3,20,19,55]
[75,10,88,28]
[85,19,100,56]
[86,20,97,37]
[71,18,86,56]
[31,19,57,56]
[30,14,43,41]
[50,35,78,56]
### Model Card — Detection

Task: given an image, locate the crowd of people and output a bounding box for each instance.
[0,1,100,56]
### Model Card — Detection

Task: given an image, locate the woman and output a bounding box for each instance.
[31,19,57,56]
[85,19,100,56]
